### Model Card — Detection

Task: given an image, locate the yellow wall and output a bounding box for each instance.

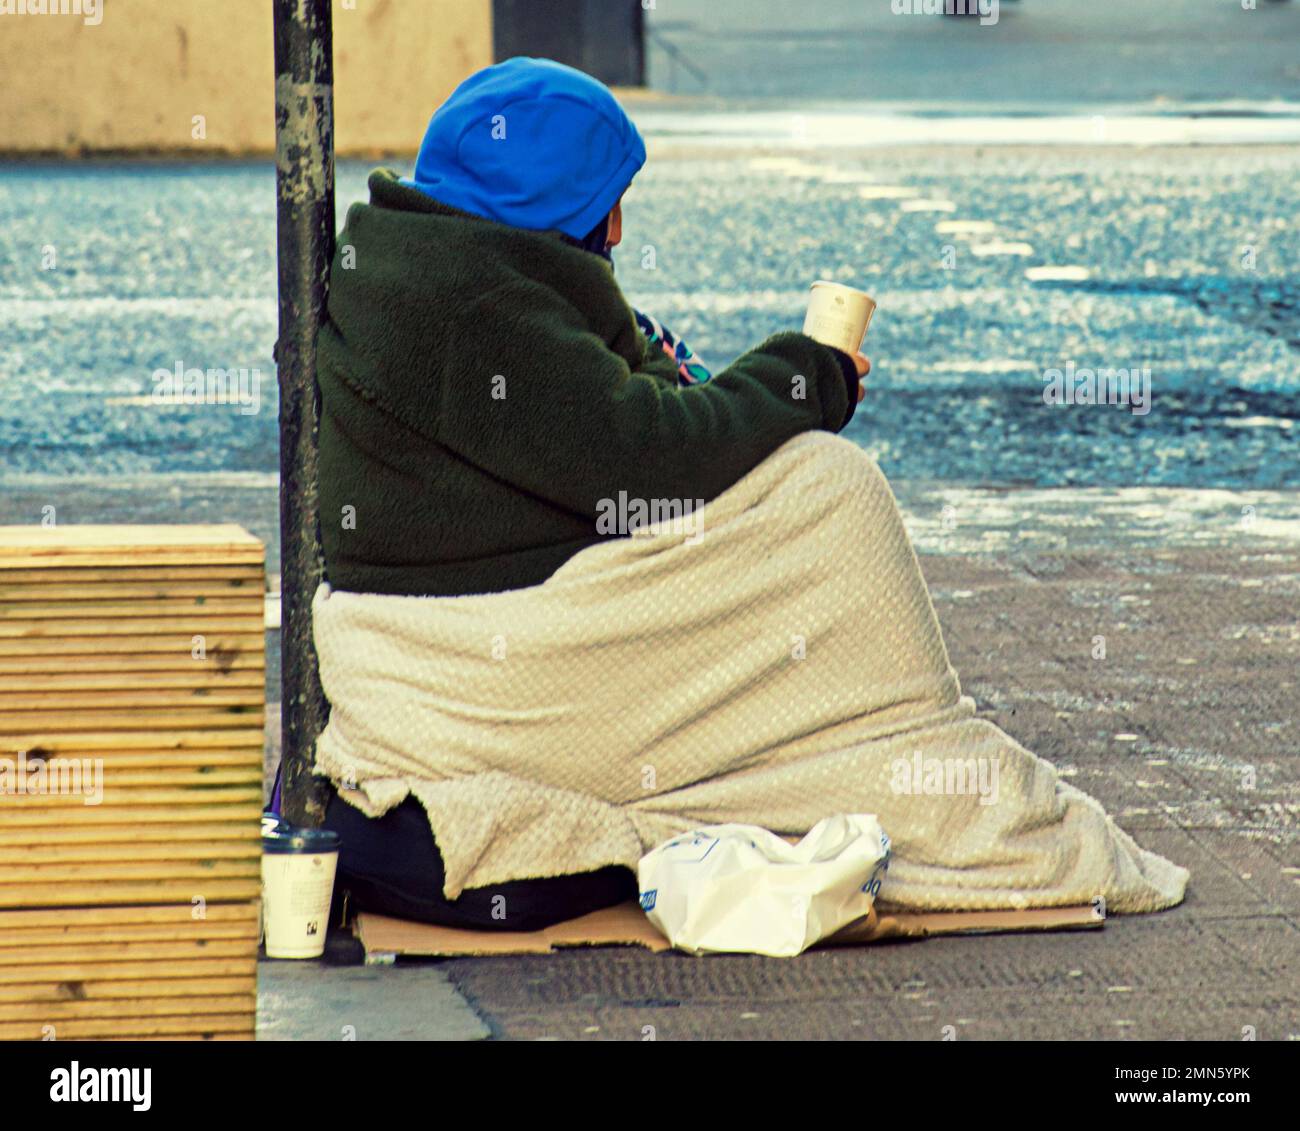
[0,0,492,155]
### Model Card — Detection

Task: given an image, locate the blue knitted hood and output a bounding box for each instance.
[404,56,646,240]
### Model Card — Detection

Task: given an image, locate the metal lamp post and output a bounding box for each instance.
[272,0,335,827]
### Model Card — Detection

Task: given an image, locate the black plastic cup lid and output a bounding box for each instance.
[262,822,340,855]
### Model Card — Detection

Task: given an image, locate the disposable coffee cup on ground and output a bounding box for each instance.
[259,811,281,947]
[261,821,340,959]
[802,280,877,355]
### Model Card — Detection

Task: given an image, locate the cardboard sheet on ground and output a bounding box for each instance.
[354,901,1101,960]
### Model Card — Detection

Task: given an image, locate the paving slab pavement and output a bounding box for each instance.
[256,962,489,1042]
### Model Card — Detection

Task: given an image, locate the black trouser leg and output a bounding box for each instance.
[322,787,637,932]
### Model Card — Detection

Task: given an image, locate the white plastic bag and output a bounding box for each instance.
[637,814,892,957]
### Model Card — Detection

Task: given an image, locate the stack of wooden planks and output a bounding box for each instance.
[0,525,265,1040]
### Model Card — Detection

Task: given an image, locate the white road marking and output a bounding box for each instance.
[899,198,957,212]
[1025,265,1093,282]
[641,110,1300,149]
[935,219,996,234]
[970,240,1035,256]
[1223,416,1294,430]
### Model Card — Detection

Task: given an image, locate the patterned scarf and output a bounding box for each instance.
[633,308,713,386]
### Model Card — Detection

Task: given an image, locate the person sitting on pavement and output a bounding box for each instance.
[306,56,1185,934]
[310,56,868,930]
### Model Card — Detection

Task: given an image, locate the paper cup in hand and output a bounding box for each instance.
[261,822,340,959]
[802,281,876,355]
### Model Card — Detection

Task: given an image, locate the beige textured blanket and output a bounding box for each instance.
[312,432,1188,911]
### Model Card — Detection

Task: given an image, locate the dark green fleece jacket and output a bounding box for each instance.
[317,169,857,597]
